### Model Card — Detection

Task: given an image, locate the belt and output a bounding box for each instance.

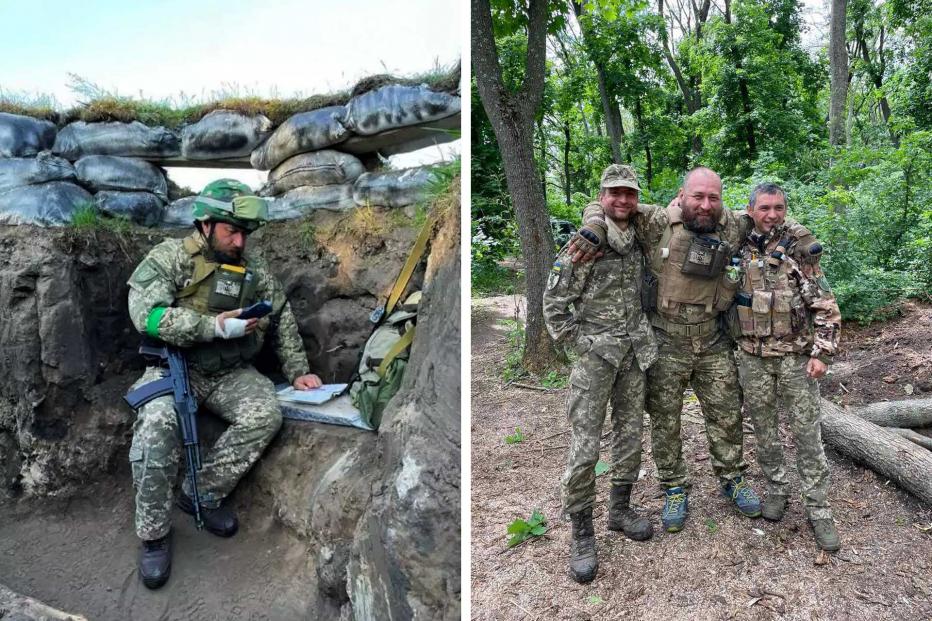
[649,314,719,338]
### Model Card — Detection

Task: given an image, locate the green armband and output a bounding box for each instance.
[146,307,168,338]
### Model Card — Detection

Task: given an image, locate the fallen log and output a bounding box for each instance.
[887,428,932,451]
[850,398,932,428]
[820,398,932,506]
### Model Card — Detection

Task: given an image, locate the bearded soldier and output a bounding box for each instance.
[570,167,762,533]
[733,182,841,550]
[544,165,657,583]
[126,179,321,588]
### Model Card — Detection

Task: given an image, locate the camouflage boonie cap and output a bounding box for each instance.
[192,179,268,232]
[600,164,640,191]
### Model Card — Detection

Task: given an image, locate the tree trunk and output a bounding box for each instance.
[572,1,624,163]
[658,0,703,155]
[849,398,932,428]
[828,0,848,145]
[821,399,932,506]
[634,96,653,186]
[563,121,572,205]
[887,428,932,451]
[472,0,558,372]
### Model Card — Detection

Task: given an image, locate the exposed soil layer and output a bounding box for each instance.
[821,300,932,406]
[0,472,327,621]
[471,295,932,621]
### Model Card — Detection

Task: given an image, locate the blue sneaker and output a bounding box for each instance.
[661,487,689,532]
[721,476,762,518]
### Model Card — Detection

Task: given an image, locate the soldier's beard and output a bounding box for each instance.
[210,245,243,264]
[682,204,720,234]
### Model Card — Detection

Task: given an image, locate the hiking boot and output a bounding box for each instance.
[810,517,841,551]
[138,533,171,589]
[761,494,788,522]
[178,493,239,538]
[661,487,689,533]
[568,507,598,583]
[721,476,762,518]
[607,484,653,541]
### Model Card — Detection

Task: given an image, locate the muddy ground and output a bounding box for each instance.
[470,295,932,621]
[0,468,329,621]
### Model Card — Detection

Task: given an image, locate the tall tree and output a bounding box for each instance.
[472,0,558,371]
[829,0,849,145]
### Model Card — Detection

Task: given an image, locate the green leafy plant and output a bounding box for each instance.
[500,318,527,382]
[540,370,568,389]
[504,427,525,444]
[587,595,604,605]
[506,510,548,547]
[705,517,718,534]
[594,460,610,476]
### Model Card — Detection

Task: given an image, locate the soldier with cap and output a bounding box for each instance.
[125,179,321,589]
[569,167,762,533]
[544,164,658,583]
[732,182,841,550]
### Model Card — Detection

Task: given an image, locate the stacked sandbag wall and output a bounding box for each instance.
[1,82,459,228]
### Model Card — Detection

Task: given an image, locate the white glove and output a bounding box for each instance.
[214,316,247,339]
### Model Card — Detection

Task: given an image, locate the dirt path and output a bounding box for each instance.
[471,295,932,621]
[0,474,327,621]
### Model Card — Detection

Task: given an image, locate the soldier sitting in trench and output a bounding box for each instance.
[125,179,321,589]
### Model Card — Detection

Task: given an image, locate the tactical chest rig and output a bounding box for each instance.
[175,235,262,373]
[735,223,820,339]
[643,205,741,335]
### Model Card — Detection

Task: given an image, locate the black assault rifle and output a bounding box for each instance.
[124,340,204,530]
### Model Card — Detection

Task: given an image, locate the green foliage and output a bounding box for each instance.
[587,595,604,605]
[504,427,526,444]
[705,517,719,534]
[472,261,521,298]
[506,510,549,547]
[69,203,133,234]
[500,318,527,382]
[540,370,568,389]
[594,460,610,476]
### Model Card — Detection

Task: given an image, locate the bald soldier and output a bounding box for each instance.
[733,182,841,550]
[544,164,657,583]
[570,167,762,533]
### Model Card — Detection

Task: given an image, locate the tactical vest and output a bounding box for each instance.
[175,235,262,373]
[648,205,741,315]
[735,223,817,339]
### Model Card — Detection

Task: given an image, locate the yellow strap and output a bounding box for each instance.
[178,254,218,298]
[376,326,416,378]
[385,219,432,316]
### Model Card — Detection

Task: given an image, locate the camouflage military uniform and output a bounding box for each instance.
[581,202,751,489]
[733,222,841,520]
[544,221,657,515]
[126,232,309,541]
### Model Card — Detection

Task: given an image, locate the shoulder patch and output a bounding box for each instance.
[548,259,566,290]
[128,260,160,289]
[816,274,832,293]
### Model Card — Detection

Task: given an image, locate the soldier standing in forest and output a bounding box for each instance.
[126,179,321,589]
[732,182,841,550]
[570,167,762,533]
[543,164,658,583]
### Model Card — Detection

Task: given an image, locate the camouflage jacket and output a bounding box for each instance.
[543,222,657,372]
[733,222,841,361]
[127,231,310,382]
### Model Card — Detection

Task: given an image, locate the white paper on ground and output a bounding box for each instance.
[276,383,347,405]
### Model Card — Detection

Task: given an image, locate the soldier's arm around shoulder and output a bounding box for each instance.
[126,240,215,347]
[543,245,590,344]
[787,221,841,360]
[253,257,310,384]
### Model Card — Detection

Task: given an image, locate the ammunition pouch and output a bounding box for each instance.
[680,236,730,278]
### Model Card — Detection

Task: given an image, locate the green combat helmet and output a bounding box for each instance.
[192,179,269,232]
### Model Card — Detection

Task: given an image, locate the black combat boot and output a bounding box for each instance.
[607,484,654,541]
[178,493,239,537]
[138,532,171,589]
[568,507,598,583]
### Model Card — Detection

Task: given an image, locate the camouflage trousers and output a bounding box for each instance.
[562,348,646,515]
[128,364,283,540]
[646,330,745,488]
[736,351,832,520]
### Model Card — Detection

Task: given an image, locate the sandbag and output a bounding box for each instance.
[343,85,460,136]
[258,150,365,197]
[0,112,57,158]
[53,121,180,160]
[269,184,356,219]
[75,155,168,200]
[95,191,164,226]
[181,110,273,160]
[0,151,76,193]
[0,181,93,226]
[353,167,434,208]
[161,196,196,228]
[249,106,349,171]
